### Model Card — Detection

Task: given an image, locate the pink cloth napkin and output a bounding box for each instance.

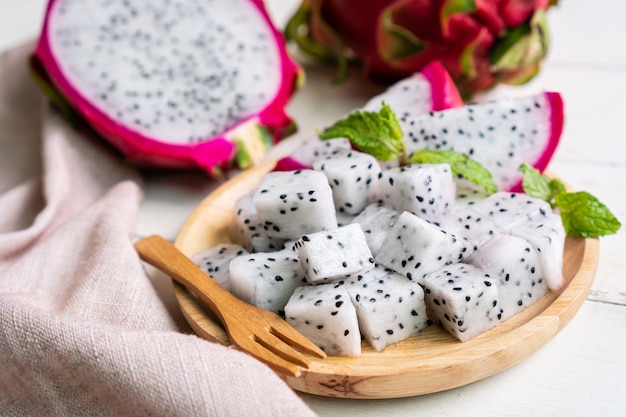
[0,43,317,416]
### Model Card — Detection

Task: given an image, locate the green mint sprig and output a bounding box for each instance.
[318,102,408,163]
[319,102,496,193]
[520,163,621,238]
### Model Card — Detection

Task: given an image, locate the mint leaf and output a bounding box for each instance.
[411,149,497,194]
[318,102,406,162]
[555,191,621,238]
[519,162,566,207]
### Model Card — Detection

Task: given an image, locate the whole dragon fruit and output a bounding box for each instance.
[285,0,554,97]
[32,0,302,175]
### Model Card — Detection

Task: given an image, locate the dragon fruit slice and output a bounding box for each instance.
[343,265,429,352]
[376,211,467,284]
[233,193,287,253]
[285,284,361,357]
[402,92,564,191]
[293,223,375,284]
[467,234,548,321]
[228,248,306,315]
[34,0,301,174]
[379,163,456,224]
[252,169,337,240]
[424,263,502,342]
[190,243,248,292]
[275,61,462,171]
[313,148,382,215]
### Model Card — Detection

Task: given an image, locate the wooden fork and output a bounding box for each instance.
[134,235,326,377]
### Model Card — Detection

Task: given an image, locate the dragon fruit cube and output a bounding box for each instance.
[233,193,287,253]
[191,243,248,292]
[343,265,429,351]
[285,284,361,357]
[376,211,467,284]
[293,223,375,283]
[252,169,338,240]
[424,263,502,342]
[313,148,382,215]
[350,203,400,256]
[379,163,456,224]
[228,248,306,315]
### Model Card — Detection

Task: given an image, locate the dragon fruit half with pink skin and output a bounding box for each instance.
[33,0,302,175]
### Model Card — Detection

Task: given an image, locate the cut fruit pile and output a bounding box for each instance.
[190,65,566,357]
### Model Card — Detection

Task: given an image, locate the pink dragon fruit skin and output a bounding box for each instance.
[34,0,303,175]
[285,0,553,97]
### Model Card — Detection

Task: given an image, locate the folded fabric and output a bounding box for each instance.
[0,43,317,417]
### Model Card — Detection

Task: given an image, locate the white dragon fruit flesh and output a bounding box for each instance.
[33,0,301,174]
[350,203,400,256]
[401,92,564,191]
[468,234,548,321]
[232,193,286,253]
[275,61,463,171]
[293,223,375,284]
[470,192,552,233]
[190,243,247,292]
[439,207,500,257]
[379,163,456,224]
[424,263,502,342]
[285,284,361,357]
[376,211,467,284]
[343,265,429,352]
[313,148,382,215]
[252,169,337,240]
[228,248,306,316]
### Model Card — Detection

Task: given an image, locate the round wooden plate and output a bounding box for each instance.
[173,161,599,399]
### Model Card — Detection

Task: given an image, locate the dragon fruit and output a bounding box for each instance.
[376,211,467,284]
[285,283,361,356]
[379,163,456,224]
[232,193,287,253]
[274,61,462,172]
[228,248,306,315]
[403,92,564,191]
[292,223,375,284]
[190,243,248,292]
[313,148,382,215]
[423,263,502,342]
[343,265,429,352]
[467,234,548,321]
[350,203,400,256]
[252,169,337,240]
[285,0,554,97]
[33,0,301,174]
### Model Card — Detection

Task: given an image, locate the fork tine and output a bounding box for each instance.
[237,337,305,377]
[270,325,327,359]
[254,332,310,369]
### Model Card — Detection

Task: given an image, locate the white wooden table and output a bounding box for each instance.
[2,1,624,415]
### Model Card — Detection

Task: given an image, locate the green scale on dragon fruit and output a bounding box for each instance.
[292,223,375,284]
[341,265,429,352]
[467,234,548,322]
[350,203,400,257]
[252,169,337,240]
[423,263,502,343]
[284,284,361,357]
[190,243,247,292]
[400,92,564,191]
[376,211,467,285]
[470,192,565,290]
[313,148,382,215]
[274,61,463,172]
[232,193,287,253]
[379,163,456,225]
[228,248,306,316]
[34,0,301,174]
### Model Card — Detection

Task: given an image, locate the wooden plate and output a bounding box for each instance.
[173,161,599,399]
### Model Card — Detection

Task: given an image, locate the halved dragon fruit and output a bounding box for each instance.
[403,92,564,191]
[34,0,302,174]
